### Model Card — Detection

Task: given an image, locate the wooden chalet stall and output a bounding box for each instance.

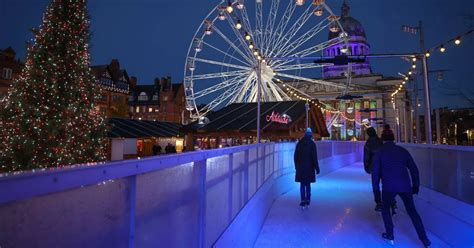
[107,118,183,160]
[183,101,329,150]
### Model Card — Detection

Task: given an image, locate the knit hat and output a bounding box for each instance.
[381,124,395,141]
[305,128,312,134]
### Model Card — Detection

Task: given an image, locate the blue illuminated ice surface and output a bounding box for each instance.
[254,163,453,248]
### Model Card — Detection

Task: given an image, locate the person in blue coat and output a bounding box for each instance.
[294,128,320,208]
[372,127,431,247]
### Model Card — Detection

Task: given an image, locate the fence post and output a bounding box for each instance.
[244,149,249,202]
[128,175,137,248]
[195,158,207,248]
[228,153,234,222]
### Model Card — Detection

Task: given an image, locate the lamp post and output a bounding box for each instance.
[257,61,262,144]
[305,101,309,129]
[421,54,433,144]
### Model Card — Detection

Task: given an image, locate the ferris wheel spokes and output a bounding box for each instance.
[193,57,250,71]
[262,0,280,55]
[192,74,248,100]
[274,63,325,71]
[202,40,252,66]
[188,69,249,81]
[201,81,247,116]
[277,19,331,58]
[212,26,254,64]
[269,3,314,58]
[276,72,346,89]
[267,2,297,56]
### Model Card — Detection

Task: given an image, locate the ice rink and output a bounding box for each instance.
[254,163,452,248]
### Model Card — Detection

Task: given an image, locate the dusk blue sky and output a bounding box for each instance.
[1,0,473,109]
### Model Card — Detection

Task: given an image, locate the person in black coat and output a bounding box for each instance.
[372,127,431,247]
[363,127,383,210]
[152,142,162,156]
[294,128,320,208]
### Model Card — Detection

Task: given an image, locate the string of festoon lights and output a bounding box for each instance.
[390,29,474,107]
[274,78,371,128]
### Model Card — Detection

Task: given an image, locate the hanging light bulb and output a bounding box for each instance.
[340,47,348,54]
[425,51,431,57]
[226,1,234,13]
[408,71,413,75]
[405,76,409,81]
[245,32,251,40]
[402,81,406,85]
[454,37,461,45]
[248,43,254,49]
[440,45,446,53]
[235,20,242,30]
[411,57,417,62]
[295,0,305,6]
[412,63,416,69]
[253,50,259,56]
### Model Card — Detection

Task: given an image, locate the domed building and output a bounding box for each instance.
[286,1,411,143]
[323,0,372,78]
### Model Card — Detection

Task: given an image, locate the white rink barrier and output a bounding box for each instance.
[400,143,474,205]
[0,141,363,248]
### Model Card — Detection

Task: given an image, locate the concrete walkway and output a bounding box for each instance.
[254,163,449,248]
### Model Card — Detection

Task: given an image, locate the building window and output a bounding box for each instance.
[2,68,12,79]
[112,95,121,102]
[152,94,159,101]
[136,106,140,113]
[138,92,148,101]
[128,95,134,101]
[148,107,153,112]
[100,94,107,101]
[129,106,134,113]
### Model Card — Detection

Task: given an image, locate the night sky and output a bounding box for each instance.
[1,0,473,109]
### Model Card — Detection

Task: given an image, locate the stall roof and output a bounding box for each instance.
[107,118,183,138]
[184,101,326,134]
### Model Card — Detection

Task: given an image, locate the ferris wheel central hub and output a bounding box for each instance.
[259,62,275,83]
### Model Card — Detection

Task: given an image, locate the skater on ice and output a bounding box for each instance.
[363,127,383,211]
[294,128,320,209]
[372,126,431,247]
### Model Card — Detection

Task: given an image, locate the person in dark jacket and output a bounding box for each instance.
[372,127,431,247]
[364,127,385,212]
[152,142,162,156]
[294,128,320,208]
[364,127,383,174]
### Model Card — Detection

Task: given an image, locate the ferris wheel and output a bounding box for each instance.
[184,0,350,119]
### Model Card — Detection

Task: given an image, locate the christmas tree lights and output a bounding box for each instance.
[0,0,107,172]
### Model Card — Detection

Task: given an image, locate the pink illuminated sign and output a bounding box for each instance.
[266,112,290,124]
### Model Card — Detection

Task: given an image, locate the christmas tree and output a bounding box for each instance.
[0,0,107,172]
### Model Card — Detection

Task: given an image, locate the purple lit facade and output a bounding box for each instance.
[323,1,372,78]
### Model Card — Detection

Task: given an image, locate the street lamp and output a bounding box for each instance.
[305,102,310,129]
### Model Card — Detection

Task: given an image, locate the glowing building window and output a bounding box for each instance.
[136,107,140,113]
[2,68,12,79]
[148,107,153,112]
[138,92,148,101]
